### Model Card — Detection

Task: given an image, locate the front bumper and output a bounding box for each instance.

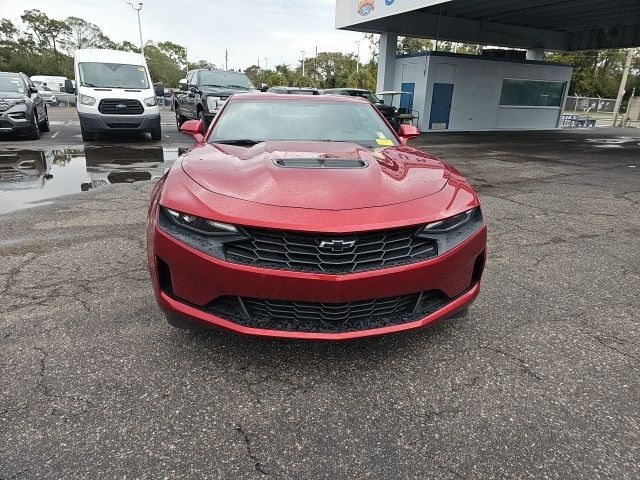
[149,220,487,340]
[78,112,161,133]
[0,107,31,134]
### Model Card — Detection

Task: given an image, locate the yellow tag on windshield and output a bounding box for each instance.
[376,138,393,146]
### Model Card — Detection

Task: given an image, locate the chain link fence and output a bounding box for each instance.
[562,96,639,128]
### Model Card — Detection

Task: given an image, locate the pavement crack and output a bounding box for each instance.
[480,346,543,381]
[33,346,51,397]
[235,424,269,476]
[583,332,639,363]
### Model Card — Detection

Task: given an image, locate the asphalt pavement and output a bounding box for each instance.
[0,125,639,479]
[0,107,192,149]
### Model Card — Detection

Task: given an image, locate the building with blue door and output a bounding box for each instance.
[392,51,572,131]
[335,0,639,131]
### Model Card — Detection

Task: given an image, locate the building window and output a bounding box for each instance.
[499,79,565,107]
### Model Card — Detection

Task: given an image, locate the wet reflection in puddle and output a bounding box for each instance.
[0,146,185,214]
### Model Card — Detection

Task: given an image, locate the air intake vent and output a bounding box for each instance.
[274,158,367,169]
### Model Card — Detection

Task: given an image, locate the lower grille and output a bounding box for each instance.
[105,122,142,129]
[204,291,451,333]
[98,99,144,115]
[226,226,438,274]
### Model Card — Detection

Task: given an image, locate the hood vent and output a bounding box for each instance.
[274,158,367,169]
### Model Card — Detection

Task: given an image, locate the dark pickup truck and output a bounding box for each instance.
[321,88,400,131]
[174,69,257,130]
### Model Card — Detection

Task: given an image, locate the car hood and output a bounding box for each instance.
[0,92,27,100]
[181,141,450,210]
[201,86,254,97]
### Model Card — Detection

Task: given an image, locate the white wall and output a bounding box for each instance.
[394,53,572,131]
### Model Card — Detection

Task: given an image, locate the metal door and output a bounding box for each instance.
[429,83,454,129]
[400,82,414,113]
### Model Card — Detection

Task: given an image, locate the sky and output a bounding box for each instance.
[0,0,372,69]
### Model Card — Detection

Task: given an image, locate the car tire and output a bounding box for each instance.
[151,130,162,141]
[27,113,40,140]
[198,110,209,132]
[39,110,50,132]
[81,125,94,142]
[175,106,186,129]
[166,314,209,331]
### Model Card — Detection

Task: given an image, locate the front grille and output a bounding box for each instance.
[105,122,142,128]
[98,99,144,115]
[226,226,437,274]
[204,291,450,333]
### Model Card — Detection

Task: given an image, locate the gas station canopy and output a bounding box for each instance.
[336,0,640,51]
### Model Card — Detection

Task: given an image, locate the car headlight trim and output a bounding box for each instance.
[80,94,96,106]
[421,208,476,233]
[4,98,27,106]
[144,96,157,107]
[164,207,238,235]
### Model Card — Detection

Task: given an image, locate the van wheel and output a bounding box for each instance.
[151,130,162,141]
[81,126,94,142]
[39,110,50,132]
[28,113,41,140]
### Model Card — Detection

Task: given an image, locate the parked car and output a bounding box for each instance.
[71,49,161,141]
[30,75,70,94]
[322,88,400,130]
[0,71,50,139]
[174,69,255,131]
[148,94,487,339]
[268,86,319,95]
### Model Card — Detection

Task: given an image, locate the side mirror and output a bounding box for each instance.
[189,85,198,94]
[179,79,188,91]
[29,86,38,95]
[64,79,76,94]
[259,83,268,92]
[397,124,420,144]
[154,83,165,97]
[180,119,205,142]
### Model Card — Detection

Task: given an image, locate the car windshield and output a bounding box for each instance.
[346,90,381,103]
[0,74,25,93]
[199,71,254,90]
[78,62,149,89]
[210,99,399,147]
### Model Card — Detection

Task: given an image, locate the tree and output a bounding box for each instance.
[21,9,69,63]
[144,43,183,87]
[158,41,186,68]
[62,17,113,53]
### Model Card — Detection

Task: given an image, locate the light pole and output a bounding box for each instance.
[355,40,361,87]
[264,57,268,70]
[301,51,306,78]
[127,2,144,55]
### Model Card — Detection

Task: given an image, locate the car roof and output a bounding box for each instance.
[230,93,368,103]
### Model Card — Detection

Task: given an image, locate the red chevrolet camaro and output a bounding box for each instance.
[147,93,486,340]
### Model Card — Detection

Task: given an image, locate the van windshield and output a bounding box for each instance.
[78,62,149,89]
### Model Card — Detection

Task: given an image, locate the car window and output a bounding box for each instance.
[198,71,254,90]
[210,99,399,147]
[346,90,381,103]
[0,73,26,93]
[78,62,150,89]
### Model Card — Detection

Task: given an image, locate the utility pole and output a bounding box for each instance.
[355,40,361,87]
[127,2,144,55]
[225,49,228,70]
[622,87,635,127]
[315,46,318,77]
[264,57,268,70]
[301,51,306,77]
[613,48,635,126]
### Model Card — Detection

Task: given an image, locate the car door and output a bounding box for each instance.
[24,75,46,121]
[186,71,199,119]
[178,71,194,118]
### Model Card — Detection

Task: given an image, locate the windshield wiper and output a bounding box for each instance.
[213,139,263,146]
[202,84,226,88]
[81,82,98,87]
[225,85,251,90]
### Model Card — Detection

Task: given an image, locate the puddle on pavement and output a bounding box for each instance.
[0,146,186,214]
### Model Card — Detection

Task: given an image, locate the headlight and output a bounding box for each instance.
[4,98,27,106]
[50,95,57,102]
[206,96,224,112]
[421,208,476,233]
[144,96,157,107]
[163,207,238,235]
[80,94,96,106]
[418,207,484,254]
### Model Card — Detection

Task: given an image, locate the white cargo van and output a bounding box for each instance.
[30,75,69,92]
[73,49,161,141]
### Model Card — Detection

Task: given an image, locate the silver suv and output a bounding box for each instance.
[0,71,50,140]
